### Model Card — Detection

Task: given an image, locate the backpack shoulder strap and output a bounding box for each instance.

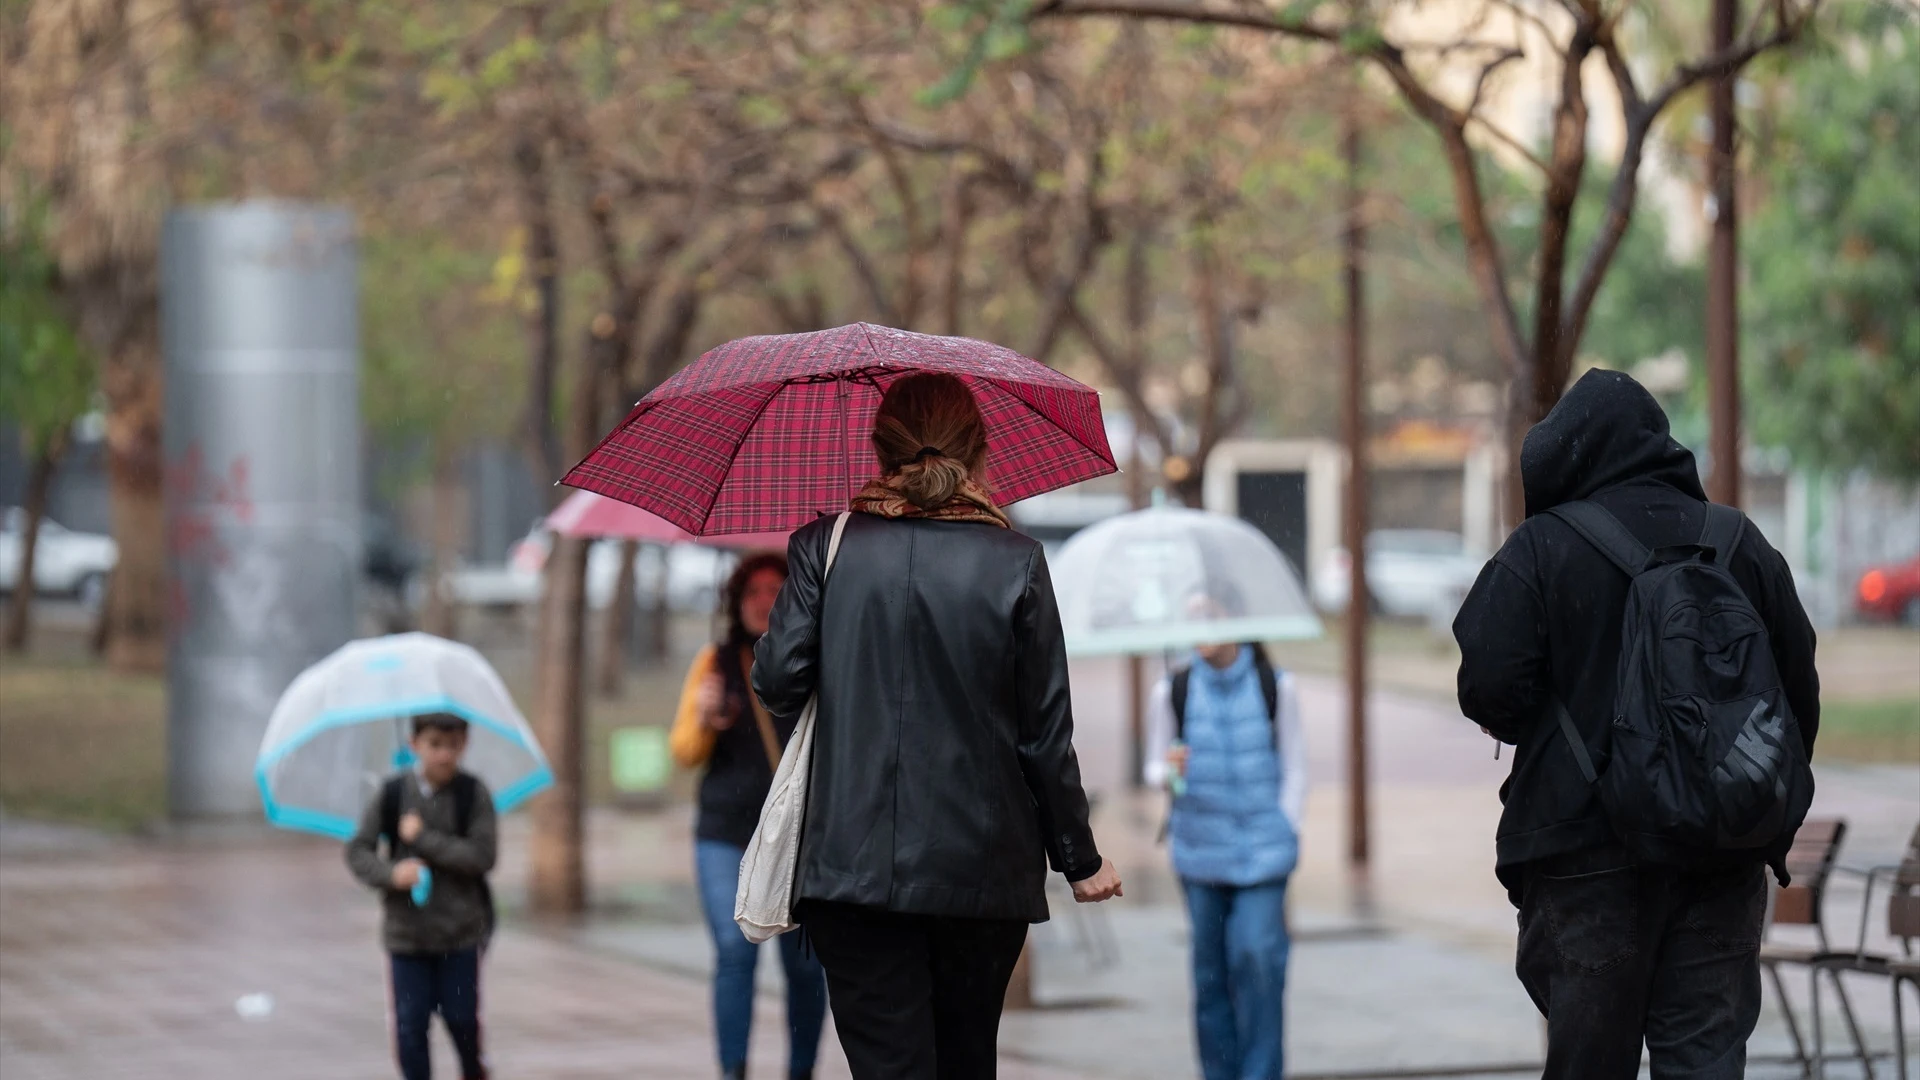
[451,772,478,836]
[379,774,406,845]
[1699,503,1746,567]
[1545,501,1652,577]
[1170,667,1191,741]
[1554,700,1599,785]
[1255,651,1280,723]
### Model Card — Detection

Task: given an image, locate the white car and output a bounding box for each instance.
[0,507,118,610]
[442,525,734,614]
[1313,528,1487,621]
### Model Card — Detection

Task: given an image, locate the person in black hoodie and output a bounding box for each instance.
[1454,369,1819,1080]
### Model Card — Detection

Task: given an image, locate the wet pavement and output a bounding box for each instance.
[1,666,1914,1078]
[0,820,1085,1080]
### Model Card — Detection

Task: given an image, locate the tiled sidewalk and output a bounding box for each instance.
[0,823,1088,1080]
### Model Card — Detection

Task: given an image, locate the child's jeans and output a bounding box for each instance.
[390,947,486,1080]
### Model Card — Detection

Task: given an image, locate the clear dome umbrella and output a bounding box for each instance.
[1050,504,1323,657]
[254,633,552,838]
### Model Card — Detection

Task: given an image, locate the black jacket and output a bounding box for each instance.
[1453,370,1819,903]
[753,511,1102,923]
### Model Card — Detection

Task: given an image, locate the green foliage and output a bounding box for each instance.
[0,201,94,456]
[360,227,526,477]
[1745,6,1920,480]
[920,0,1034,108]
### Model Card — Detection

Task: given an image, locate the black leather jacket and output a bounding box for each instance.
[753,511,1102,922]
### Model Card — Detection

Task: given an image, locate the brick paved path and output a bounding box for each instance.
[0,823,1090,1080]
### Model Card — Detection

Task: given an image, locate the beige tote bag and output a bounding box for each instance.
[734,511,850,944]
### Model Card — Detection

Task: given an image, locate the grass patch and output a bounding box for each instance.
[0,656,167,830]
[1816,697,1920,764]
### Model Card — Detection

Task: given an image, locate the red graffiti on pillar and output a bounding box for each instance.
[166,443,256,625]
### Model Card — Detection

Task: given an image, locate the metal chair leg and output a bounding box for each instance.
[1813,965,1827,1080]
[1769,961,1814,1078]
[1829,968,1877,1080]
[1893,976,1911,1080]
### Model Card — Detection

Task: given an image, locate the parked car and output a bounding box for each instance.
[442,523,734,614]
[1857,555,1920,627]
[1312,528,1487,620]
[0,507,119,610]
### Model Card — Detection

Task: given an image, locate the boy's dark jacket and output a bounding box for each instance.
[1452,370,1820,904]
[345,770,498,954]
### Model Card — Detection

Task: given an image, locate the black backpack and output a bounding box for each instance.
[1170,644,1281,739]
[380,771,494,933]
[1547,501,1813,870]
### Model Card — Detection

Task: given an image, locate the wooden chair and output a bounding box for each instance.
[1761,818,1878,1078]
[1825,824,1920,1080]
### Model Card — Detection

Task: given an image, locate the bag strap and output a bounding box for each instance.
[1546,501,1652,578]
[379,774,406,848]
[1555,699,1599,785]
[824,511,851,575]
[451,772,477,836]
[1698,503,1746,566]
[1254,650,1280,723]
[1170,668,1191,741]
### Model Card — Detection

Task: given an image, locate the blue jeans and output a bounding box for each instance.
[1182,878,1290,1080]
[695,839,828,1075]
[390,947,485,1080]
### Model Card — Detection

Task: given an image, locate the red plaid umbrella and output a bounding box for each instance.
[544,489,791,550]
[562,323,1116,534]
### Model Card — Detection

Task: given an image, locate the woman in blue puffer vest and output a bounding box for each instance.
[1145,639,1306,1080]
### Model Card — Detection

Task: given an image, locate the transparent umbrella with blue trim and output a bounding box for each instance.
[255,632,553,839]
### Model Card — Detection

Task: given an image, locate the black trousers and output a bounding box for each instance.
[797,900,1029,1080]
[1517,845,1767,1080]
[390,947,486,1080]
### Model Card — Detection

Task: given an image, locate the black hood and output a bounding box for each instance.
[1521,368,1706,518]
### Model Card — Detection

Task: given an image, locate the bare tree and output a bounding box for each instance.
[1034,0,1822,515]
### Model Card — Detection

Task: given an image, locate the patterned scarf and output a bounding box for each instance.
[849,475,1012,528]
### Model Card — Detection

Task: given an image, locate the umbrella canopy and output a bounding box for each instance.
[545,489,791,550]
[562,322,1115,535]
[1051,505,1323,657]
[255,633,551,839]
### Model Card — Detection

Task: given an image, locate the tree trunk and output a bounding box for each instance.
[516,136,564,488]
[528,533,590,915]
[100,332,166,673]
[419,448,463,640]
[647,548,671,662]
[4,435,67,654]
[595,539,639,697]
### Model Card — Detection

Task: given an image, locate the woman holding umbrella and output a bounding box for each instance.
[669,552,826,1080]
[752,373,1123,1078]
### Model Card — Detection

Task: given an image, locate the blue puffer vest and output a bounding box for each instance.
[1170,646,1299,887]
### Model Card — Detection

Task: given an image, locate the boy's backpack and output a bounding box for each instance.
[1546,500,1813,870]
[1170,644,1280,740]
[380,771,494,934]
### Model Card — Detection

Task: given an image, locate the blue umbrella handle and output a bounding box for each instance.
[411,866,433,906]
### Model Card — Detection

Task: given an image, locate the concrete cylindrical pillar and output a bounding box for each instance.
[162,203,360,819]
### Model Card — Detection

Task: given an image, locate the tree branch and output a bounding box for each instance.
[1563,0,1818,362]
[815,203,901,325]
[1529,15,1594,412]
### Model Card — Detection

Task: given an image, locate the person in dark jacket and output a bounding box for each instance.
[345,713,498,1080]
[1453,369,1820,1080]
[754,372,1123,1080]
[670,551,826,1080]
